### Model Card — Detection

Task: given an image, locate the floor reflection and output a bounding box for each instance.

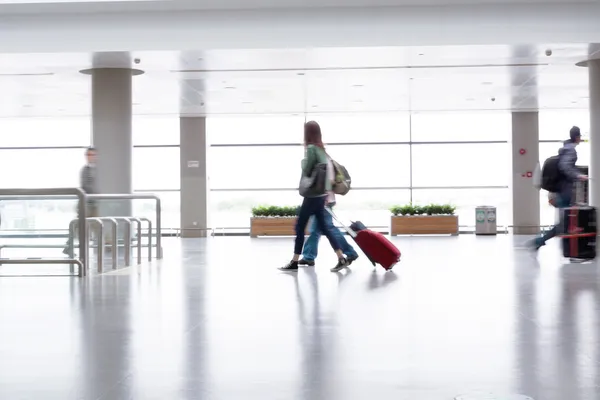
[0,237,599,399]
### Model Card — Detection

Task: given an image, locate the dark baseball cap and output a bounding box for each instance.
[570,126,581,140]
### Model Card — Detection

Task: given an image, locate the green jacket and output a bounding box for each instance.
[301,145,331,192]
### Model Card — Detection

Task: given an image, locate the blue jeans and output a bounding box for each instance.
[295,197,341,255]
[302,206,358,261]
[537,191,572,246]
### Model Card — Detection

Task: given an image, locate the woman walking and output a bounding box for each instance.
[279,121,349,272]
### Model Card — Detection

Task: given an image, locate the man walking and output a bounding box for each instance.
[63,147,99,254]
[532,126,588,251]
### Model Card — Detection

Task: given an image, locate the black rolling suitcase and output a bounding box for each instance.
[560,182,597,260]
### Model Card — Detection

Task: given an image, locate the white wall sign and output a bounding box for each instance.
[187,161,200,168]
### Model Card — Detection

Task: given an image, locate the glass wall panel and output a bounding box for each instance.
[211,190,300,229]
[326,144,410,187]
[133,115,180,146]
[411,143,509,187]
[539,110,589,141]
[211,144,410,190]
[0,199,77,232]
[132,191,181,231]
[210,189,410,229]
[309,113,410,143]
[210,146,302,190]
[0,117,91,147]
[411,112,510,142]
[209,115,305,145]
[412,188,510,228]
[133,147,180,191]
[0,148,84,188]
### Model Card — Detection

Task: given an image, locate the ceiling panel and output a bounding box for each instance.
[0,44,596,118]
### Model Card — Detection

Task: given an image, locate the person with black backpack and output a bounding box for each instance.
[531,126,588,251]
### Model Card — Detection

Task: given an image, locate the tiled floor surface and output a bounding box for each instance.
[0,235,599,400]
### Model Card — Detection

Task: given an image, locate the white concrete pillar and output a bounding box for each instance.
[89,68,136,216]
[511,112,540,235]
[180,117,209,238]
[589,60,600,209]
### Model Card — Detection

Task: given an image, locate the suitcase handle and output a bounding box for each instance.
[325,207,357,238]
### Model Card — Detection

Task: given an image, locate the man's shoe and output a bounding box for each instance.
[330,257,349,272]
[279,260,299,272]
[347,255,359,265]
[528,238,544,252]
[298,258,315,267]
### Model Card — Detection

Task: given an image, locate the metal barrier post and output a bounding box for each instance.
[68,219,77,258]
[156,197,162,259]
[86,218,104,273]
[87,194,162,260]
[106,218,118,270]
[139,218,153,262]
[77,192,87,275]
[127,217,143,265]
[123,219,132,267]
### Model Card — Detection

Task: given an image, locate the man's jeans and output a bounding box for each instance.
[302,207,358,261]
[537,192,572,246]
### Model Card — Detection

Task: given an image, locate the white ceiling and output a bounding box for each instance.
[1,0,597,13]
[2,3,600,53]
[0,44,595,118]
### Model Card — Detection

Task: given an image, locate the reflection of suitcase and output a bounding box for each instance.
[326,208,401,270]
[559,181,597,260]
[560,206,597,260]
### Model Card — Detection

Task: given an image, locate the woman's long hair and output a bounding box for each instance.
[304,121,325,149]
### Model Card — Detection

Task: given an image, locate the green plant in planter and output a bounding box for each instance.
[390,203,456,216]
[252,205,300,218]
[441,204,456,215]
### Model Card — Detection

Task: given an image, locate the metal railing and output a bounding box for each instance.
[0,188,87,277]
[86,194,162,259]
[0,190,163,277]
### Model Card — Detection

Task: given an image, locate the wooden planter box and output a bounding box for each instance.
[250,217,308,238]
[390,215,459,236]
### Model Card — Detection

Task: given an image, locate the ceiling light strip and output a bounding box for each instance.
[170,63,548,74]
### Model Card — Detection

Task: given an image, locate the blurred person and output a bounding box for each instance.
[531,126,587,251]
[279,121,349,272]
[63,147,99,254]
[298,182,359,267]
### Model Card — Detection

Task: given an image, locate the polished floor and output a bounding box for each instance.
[0,235,599,400]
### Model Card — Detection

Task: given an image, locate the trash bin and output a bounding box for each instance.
[475,206,497,235]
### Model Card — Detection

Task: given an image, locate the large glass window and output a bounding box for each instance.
[0,117,91,147]
[411,143,509,187]
[208,112,511,232]
[539,110,589,141]
[132,191,180,232]
[411,112,510,142]
[311,113,410,143]
[210,146,302,189]
[133,147,180,191]
[133,116,180,146]
[412,188,510,227]
[0,199,78,232]
[210,189,410,229]
[327,144,410,188]
[211,190,300,229]
[0,148,84,188]
[209,115,305,145]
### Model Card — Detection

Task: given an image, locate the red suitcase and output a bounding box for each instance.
[326,209,401,270]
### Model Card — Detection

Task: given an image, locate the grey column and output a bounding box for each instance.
[180,117,209,238]
[90,68,134,219]
[589,60,600,208]
[511,112,540,235]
